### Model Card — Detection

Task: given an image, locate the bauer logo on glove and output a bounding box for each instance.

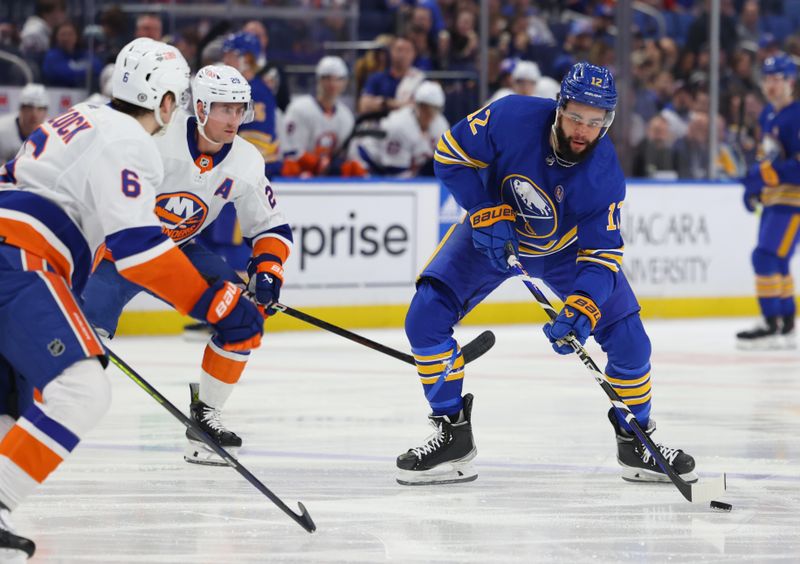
[470,204,515,228]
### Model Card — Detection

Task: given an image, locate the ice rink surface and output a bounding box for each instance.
[14,318,800,563]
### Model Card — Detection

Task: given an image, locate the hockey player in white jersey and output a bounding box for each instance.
[354,81,449,177]
[0,39,264,561]
[0,83,48,164]
[82,64,293,466]
[281,55,364,177]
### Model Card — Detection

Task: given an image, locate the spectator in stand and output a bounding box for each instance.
[281,56,363,178]
[674,111,743,179]
[727,90,764,168]
[0,83,49,164]
[681,0,737,76]
[221,31,281,177]
[552,19,595,78]
[20,0,66,59]
[756,33,782,67]
[96,5,129,64]
[728,50,759,95]
[632,114,679,179]
[358,36,424,114]
[406,5,438,71]
[42,21,102,88]
[737,0,763,45]
[486,59,559,103]
[353,81,449,178]
[650,70,677,112]
[243,20,290,112]
[135,14,163,41]
[354,34,392,97]
[173,28,201,73]
[660,81,693,139]
[447,9,479,70]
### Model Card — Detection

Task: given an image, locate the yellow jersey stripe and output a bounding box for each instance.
[444,130,488,169]
[777,214,800,258]
[606,373,651,387]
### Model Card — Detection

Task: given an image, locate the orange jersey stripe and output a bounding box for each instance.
[0,217,72,281]
[118,246,208,315]
[21,250,44,271]
[253,237,290,263]
[42,271,104,357]
[0,426,63,483]
[202,345,248,384]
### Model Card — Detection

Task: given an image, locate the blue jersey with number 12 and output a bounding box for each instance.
[433,95,627,306]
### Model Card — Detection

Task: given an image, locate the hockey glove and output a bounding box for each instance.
[190,281,264,351]
[468,203,518,272]
[741,162,772,213]
[543,294,601,355]
[247,253,284,310]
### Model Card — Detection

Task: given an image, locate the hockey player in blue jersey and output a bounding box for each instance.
[396,62,697,486]
[736,54,800,350]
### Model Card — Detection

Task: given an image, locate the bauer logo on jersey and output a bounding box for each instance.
[501,174,557,238]
[154,192,209,242]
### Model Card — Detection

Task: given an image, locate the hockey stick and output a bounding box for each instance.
[105,346,316,533]
[504,244,726,504]
[269,302,496,366]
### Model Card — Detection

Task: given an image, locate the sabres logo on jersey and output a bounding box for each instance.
[154,192,209,242]
[502,174,558,238]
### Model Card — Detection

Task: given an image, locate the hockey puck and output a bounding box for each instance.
[710,500,733,512]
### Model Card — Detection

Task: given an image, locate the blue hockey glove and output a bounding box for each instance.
[189,280,264,351]
[468,203,518,272]
[246,254,284,310]
[542,294,601,355]
[742,163,768,213]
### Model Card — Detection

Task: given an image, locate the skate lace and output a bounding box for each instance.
[640,443,680,466]
[411,420,446,458]
[201,406,226,433]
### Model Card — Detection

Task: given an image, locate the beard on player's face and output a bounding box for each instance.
[554,117,601,164]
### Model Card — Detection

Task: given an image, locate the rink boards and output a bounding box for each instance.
[117,179,794,334]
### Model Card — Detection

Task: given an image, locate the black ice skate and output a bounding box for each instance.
[396,394,477,485]
[0,508,35,562]
[781,314,797,349]
[184,383,241,466]
[608,408,698,483]
[736,316,788,350]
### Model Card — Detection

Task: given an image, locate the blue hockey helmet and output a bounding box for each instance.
[762,53,797,78]
[559,62,617,111]
[222,32,261,58]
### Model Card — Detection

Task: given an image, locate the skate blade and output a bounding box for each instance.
[396,456,478,486]
[620,466,698,484]
[184,440,237,467]
[736,336,783,351]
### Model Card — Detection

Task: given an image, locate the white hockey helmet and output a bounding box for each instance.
[19,83,48,108]
[414,81,445,109]
[512,60,541,82]
[192,65,254,127]
[112,38,191,126]
[316,56,348,79]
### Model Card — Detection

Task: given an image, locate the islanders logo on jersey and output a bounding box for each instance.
[155,192,209,242]
[501,174,558,239]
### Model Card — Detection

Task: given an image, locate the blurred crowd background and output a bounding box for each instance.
[0,0,797,180]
